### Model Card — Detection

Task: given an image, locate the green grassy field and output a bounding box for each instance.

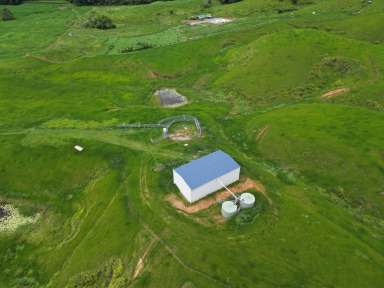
[0,0,384,287]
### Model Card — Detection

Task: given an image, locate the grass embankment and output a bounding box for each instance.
[0,0,384,287]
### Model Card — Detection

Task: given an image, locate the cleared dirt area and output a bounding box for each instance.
[154,88,187,107]
[169,125,196,141]
[321,88,350,99]
[185,18,233,26]
[166,177,268,214]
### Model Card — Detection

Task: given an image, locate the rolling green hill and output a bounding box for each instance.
[0,0,383,287]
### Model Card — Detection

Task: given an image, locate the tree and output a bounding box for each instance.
[1,8,15,21]
[83,14,116,30]
[0,0,23,4]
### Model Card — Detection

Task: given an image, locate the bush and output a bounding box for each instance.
[0,0,22,4]
[202,0,212,8]
[121,42,153,53]
[83,14,116,30]
[1,8,15,21]
[234,193,267,225]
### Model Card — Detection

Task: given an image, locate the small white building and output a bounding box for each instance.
[173,150,240,203]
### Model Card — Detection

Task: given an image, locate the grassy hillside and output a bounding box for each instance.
[0,0,384,287]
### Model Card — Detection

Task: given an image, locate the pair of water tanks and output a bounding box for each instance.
[221,192,255,219]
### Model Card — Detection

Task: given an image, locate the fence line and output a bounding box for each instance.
[117,115,202,138]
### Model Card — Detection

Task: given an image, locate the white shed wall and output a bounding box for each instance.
[173,170,192,202]
[190,167,240,203]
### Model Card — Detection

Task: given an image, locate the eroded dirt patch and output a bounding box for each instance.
[154,88,187,107]
[321,88,350,100]
[169,125,196,141]
[185,18,233,26]
[166,177,269,214]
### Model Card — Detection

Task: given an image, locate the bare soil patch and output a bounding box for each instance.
[166,177,269,214]
[321,88,350,100]
[169,133,192,141]
[169,125,196,141]
[185,18,233,26]
[154,88,187,107]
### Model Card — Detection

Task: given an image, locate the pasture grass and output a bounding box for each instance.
[0,0,384,287]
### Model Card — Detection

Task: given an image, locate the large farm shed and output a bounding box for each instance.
[173,150,240,203]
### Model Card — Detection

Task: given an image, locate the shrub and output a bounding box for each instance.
[0,0,22,4]
[121,42,153,53]
[1,8,15,21]
[202,0,212,8]
[83,14,116,30]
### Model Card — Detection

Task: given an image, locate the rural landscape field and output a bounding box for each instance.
[1,0,384,287]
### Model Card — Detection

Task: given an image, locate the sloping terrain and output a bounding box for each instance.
[0,0,384,287]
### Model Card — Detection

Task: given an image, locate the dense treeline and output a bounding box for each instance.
[69,0,170,5]
[0,0,23,4]
[220,0,242,3]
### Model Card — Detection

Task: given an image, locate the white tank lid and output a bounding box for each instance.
[222,201,237,213]
[240,193,255,204]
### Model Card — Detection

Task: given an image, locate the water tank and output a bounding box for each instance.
[240,193,255,209]
[221,201,238,219]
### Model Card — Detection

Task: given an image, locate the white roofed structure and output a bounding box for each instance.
[173,150,240,203]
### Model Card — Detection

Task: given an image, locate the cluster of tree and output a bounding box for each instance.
[83,14,116,29]
[0,0,23,4]
[220,0,242,4]
[1,8,15,21]
[70,0,167,5]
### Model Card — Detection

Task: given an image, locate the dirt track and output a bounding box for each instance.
[321,88,350,99]
[256,125,270,142]
[166,178,269,214]
[132,238,158,279]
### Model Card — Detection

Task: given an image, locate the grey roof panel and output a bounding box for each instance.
[174,150,240,190]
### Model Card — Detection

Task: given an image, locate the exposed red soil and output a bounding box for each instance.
[166,177,268,214]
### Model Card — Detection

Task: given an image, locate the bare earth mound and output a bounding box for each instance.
[166,177,269,214]
[155,88,187,107]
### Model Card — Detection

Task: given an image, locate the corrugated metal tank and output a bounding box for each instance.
[240,193,255,209]
[221,201,238,218]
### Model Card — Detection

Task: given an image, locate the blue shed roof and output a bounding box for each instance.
[174,150,240,190]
